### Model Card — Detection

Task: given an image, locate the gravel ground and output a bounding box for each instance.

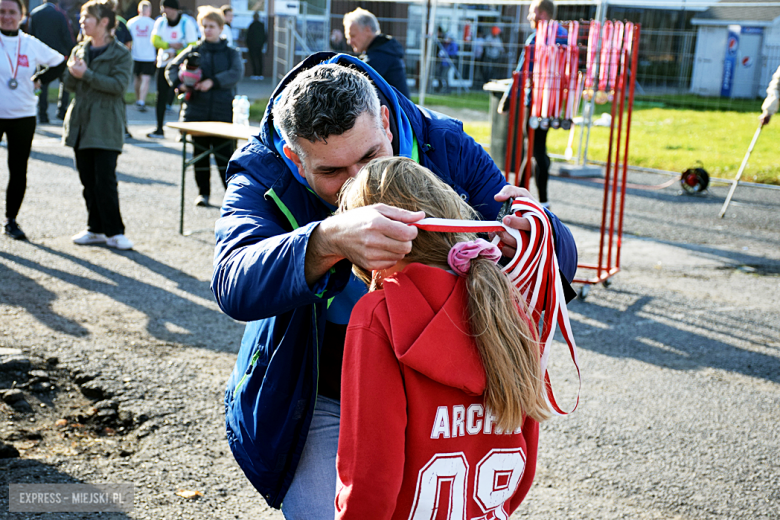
[0,112,778,519]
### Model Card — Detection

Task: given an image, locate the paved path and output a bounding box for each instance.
[0,117,777,519]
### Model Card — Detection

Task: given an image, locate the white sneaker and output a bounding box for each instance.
[106,234,134,250]
[194,195,209,207]
[72,230,107,245]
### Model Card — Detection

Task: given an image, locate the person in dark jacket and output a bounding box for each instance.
[165,6,243,207]
[28,0,75,122]
[215,54,578,518]
[343,7,410,98]
[246,11,265,79]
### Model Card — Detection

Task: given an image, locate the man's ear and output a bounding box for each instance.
[283,144,306,178]
[381,105,393,143]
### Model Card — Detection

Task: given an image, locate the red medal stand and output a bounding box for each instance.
[504,21,641,298]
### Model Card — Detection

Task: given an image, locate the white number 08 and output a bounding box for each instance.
[408,449,526,520]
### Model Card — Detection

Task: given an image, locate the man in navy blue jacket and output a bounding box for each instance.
[214,53,577,518]
[343,7,410,99]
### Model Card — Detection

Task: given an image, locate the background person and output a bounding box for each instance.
[219,4,233,47]
[483,25,504,83]
[127,0,155,112]
[499,0,566,209]
[343,7,409,98]
[63,0,133,250]
[1,0,66,240]
[165,5,242,207]
[335,157,546,519]
[329,27,348,54]
[28,0,74,123]
[148,0,197,138]
[436,30,458,94]
[246,10,264,79]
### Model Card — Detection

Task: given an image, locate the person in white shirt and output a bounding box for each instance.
[147,0,197,138]
[126,0,155,112]
[0,0,65,240]
[220,4,234,47]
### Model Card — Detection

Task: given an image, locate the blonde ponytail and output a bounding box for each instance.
[467,259,550,428]
[339,157,551,430]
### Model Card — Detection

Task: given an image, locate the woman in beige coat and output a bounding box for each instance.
[63,0,133,250]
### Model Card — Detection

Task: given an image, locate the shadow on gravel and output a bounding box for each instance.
[0,246,242,352]
[115,172,175,186]
[553,175,780,210]
[0,261,89,337]
[570,289,780,383]
[563,210,780,250]
[0,460,132,519]
[29,150,74,169]
[648,239,780,270]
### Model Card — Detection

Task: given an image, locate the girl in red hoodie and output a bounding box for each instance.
[335,157,550,520]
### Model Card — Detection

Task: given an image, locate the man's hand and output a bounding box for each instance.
[493,185,534,258]
[760,112,772,126]
[169,42,184,50]
[304,204,425,286]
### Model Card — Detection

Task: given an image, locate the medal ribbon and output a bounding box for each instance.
[412,197,581,415]
[0,35,22,85]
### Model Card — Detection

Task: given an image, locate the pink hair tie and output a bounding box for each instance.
[447,239,502,276]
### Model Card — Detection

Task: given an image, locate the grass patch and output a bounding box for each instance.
[457,101,779,185]
[412,92,491,112]
[249,98,269,122]
[634,93,763,113]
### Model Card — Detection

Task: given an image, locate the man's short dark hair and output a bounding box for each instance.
[272,64,381,156]
[532,0,556,18]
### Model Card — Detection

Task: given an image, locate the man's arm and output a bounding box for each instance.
[212,165,422,322]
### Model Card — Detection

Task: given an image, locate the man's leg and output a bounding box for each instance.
[191,136,212,200]
[139,74,151,106]
[280,395,340,520]
[134,73,141,102]
[152,67,167,133]
[56,80,70,120]
[212,137,235,189]
[38,81,50,123]
[533,127,550,204]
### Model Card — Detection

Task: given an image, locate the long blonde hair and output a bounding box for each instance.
[339,157,550,427]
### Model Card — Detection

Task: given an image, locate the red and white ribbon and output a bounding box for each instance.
[412,197,581,415]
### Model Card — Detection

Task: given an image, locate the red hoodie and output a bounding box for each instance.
[336,263,539,520]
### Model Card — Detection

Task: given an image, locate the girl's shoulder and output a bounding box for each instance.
[347,290,390,334]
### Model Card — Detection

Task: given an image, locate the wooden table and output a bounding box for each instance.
[166,122,256,235]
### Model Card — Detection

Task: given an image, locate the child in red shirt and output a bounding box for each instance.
[335,157,550,520]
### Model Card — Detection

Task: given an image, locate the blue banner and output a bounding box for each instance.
[721,25,740,97]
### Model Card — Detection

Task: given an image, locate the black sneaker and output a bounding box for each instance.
[4,219,27,240]
[39,115,50,124]
[147,129,165,139]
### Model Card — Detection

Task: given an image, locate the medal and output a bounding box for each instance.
[0,35,22,91]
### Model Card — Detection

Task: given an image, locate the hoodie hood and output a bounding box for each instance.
[366,34,405,59]
[382,263,486,396]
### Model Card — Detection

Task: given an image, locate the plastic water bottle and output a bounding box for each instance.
[241,95,251,126]
[233,95,250,126]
